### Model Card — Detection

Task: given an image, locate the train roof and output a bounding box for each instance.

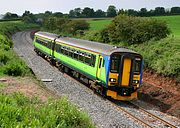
[35,31,58,40]
[35,31,138,55]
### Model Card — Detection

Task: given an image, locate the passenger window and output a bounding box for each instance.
[79,52,84,62]
[64,47,69,56]
[85,54,91,65]
[91,55,96,67]
[69,49,74,58]
[74,51,79,60]
[61,47,65,54]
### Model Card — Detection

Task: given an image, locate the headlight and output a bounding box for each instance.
[133,80,139,84]
[109,78,116,82]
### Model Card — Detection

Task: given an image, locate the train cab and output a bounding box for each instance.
[106,52,143,100]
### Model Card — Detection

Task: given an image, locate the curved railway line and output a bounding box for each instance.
[13,31,180,128]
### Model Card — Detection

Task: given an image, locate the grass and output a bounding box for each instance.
[0,92,95,128]
[0,21,39,76]
[153,15,180,37]
[88,20,111,30]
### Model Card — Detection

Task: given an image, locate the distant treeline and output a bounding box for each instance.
[68,6,180,18]
[1,6,180,24]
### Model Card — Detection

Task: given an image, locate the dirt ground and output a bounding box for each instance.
[139,69,180,119]
[0,77,57,102]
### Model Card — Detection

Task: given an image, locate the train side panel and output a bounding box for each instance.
[33,36,53,57]
[54,42,99,80]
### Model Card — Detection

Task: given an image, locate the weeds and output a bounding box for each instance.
[0,21,39,76]
[0,93,95,128]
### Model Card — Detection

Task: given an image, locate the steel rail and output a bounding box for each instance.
[128,102,177,128]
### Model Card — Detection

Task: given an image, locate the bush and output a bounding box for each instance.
[102,15,170,44]
[0,50,11,65]
[3,59,31,76]
[80,30,102,42]
[0,93,95,128]
[0,34,13,50]
[130,37,180,78]
[65,20,89,35]
[0,21,39,76]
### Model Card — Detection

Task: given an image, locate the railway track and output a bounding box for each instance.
[114,101,177,128]
[127,101,177,128]
[63,72,178,128]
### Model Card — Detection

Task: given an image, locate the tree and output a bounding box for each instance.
[127,9,138,16]
[118,9,125,15]
[53,12,63,17]
[103,15,170,44]
[69,10,76,18]
[139,8,148,16]
[107,5,117,17]
[154,7,166,16]
[45,11,52,17]
[74,8,82,17]
[95,9,106,17]
[22,11,30,17]
[66,20,89,35]
[43,17,57,30]
[22,11,36,23]
[171,7,180,14]
[82,7,95,18]
[3,12,18,19]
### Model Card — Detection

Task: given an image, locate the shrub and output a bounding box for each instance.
[0,93,95,128]
[3,59,31,76]
[0,50,11,65]
[80,30,102,42]
[66,20,89,35]
[130,37,180,78]
[103,15,170,44]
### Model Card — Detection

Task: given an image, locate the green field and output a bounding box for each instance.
[88,19,112,30]
[154,15,180,37]
[88,15,180,37]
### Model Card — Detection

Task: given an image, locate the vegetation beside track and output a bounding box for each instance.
[0,78,95,128]
[0,21,39,76]
[0,21,95,127]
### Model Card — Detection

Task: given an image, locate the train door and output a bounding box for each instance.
[97,55,103,80]
[120,55,133,87]
[51,40,56,59]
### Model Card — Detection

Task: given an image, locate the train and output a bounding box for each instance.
[33,31,143,101]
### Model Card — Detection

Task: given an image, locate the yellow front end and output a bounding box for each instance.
[107,57,140,101]
[107,90,137,100]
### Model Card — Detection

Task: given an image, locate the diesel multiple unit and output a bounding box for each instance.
[33,31,143,101]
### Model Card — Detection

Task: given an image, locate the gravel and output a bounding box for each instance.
[13,31,180,128]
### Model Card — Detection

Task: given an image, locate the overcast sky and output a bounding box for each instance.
[1,0,180,15]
